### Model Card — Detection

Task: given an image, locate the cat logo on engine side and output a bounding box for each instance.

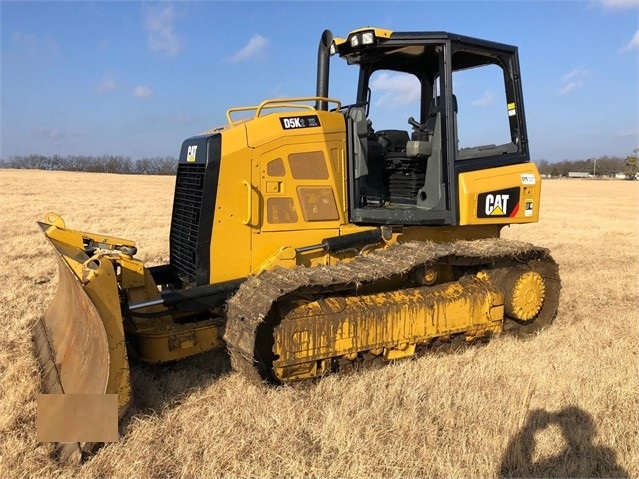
[477,187,520,218]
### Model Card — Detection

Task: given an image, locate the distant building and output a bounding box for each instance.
[568,171,589,178]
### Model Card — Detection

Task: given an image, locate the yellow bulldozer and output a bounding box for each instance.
[35,27,560,462]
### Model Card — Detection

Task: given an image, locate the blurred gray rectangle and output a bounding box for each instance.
[37,394,118,443]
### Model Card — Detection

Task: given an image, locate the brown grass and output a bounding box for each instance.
[0,169,637,478]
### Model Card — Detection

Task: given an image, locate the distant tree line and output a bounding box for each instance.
[536,154,637,178]
[0,154,177,175]
[1,152,637,178]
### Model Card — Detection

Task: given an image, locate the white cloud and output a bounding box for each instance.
[599,0,639,9]
[133,85,154,99]
[622,30,639,51]
[471,90,496,107]
[95,74,118,95]
[562,69,588,82]
[559,69,587,95]
[231,34,269,62]
[143,4,182,57]
[559,81,584,95]
[371,72,421,108]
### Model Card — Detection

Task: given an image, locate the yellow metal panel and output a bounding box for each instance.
[397,224,503,243]
[265,181,282,194]
[245,109,345,148]
[384,343,416,360]
[76,258,132,408]
[255,128,346,232]
[134,322,224,363]
[245,109,349,272]
[251,229,334,273]
[272,274,505,373]
[208,124,253,284]
[458,163,541,226]
[212,114,346,281]
[118,255,145,289]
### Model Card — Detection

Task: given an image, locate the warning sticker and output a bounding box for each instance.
[525,199,534,217]
[521,173,536,185]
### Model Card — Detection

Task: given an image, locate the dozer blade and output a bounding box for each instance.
[34,214,132,464]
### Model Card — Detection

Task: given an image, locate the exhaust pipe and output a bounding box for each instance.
[315,29,333,111]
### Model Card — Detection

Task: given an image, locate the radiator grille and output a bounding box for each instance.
[170,163,206,283]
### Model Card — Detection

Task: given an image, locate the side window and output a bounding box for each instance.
[328,54,359,106]
[367,70,421,132]
[452,63,513,158]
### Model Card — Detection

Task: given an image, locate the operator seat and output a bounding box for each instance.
[407,95,457,159]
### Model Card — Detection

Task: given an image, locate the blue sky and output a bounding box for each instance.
[1,1,637,162]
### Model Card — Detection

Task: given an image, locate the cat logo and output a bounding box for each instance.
[477,187,520,218]
[187,145,197,162]
[485,194,509,216]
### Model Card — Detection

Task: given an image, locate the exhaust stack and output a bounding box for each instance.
[315,29,333,111]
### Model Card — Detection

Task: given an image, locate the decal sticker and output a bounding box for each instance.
[187,145,198,162]
[521,173,536,185]
[477,187,521,218]
[280,115,321,130]
[525,199,534,217]
[507,102,516,117]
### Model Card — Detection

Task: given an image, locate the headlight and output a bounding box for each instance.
[348,31,376,49]
[362,32,375,45]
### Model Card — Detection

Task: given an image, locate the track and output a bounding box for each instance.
[224,238,560,383]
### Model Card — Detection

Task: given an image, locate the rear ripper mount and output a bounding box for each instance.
[224,238,560,383]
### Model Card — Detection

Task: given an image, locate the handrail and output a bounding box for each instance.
[241,180,252,226]
[226,96,341,126]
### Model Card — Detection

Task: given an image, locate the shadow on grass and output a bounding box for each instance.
[126,348,232,414]
[499,406,629,478]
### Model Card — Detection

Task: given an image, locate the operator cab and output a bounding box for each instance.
[327,28,529,225]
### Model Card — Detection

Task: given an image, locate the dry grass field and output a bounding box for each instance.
[0,168,637,478]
